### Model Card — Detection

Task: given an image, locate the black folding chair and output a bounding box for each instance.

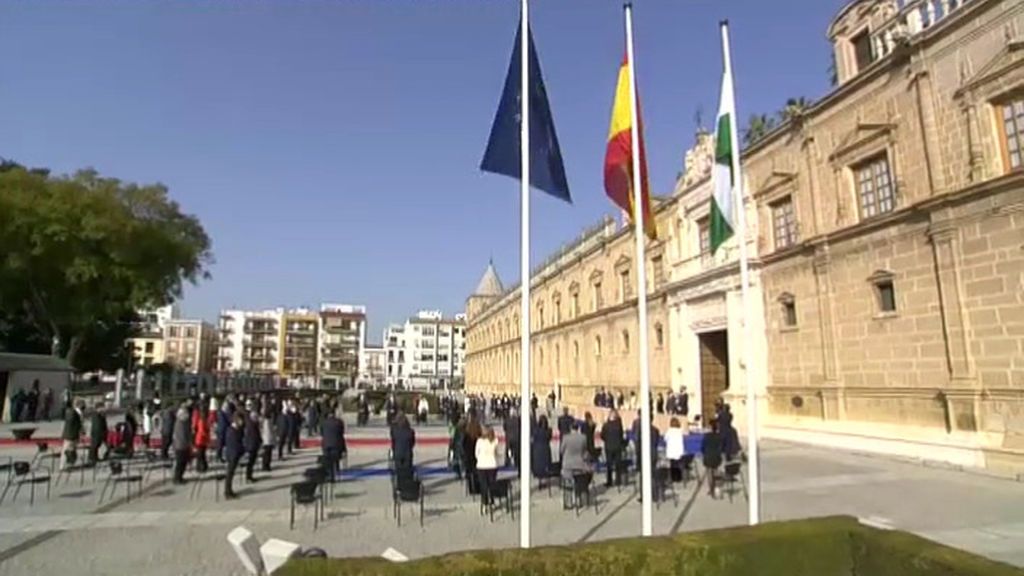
[654,466,678,509]
[722,461,742,502]
[482,477,515,522]
[392,467,424,527]
[98,460,143,504]
[680,454,696,487]
[561,472,596,516]
[290,481,322,530]
[535,462,561,496]
[56,446,87,487]
[3,461,51,506]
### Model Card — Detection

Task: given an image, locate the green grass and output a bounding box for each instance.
[277,516,1024,576]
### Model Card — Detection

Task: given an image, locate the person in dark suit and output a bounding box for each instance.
[582,412,597,461]
[530,415,553,480]
[600,409,625,487]
[631,411,661,479]
[214,399,232,462]
[159,405,175,460]
[320,408,347,483]
[243,405,261,483]
[88,402,109,465]
[223,413,244,499]
[701,418,724,498]
[171,405,192,485]
[556,407,574,452]
[275,403,290,460]
[390,413,416,472]
[504,408,521,469]
[60,401,84,470]
[288,402,302,453]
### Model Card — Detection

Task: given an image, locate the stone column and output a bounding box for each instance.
[813,247,844,420]
[963,99,986,183]
[927,222,975,382]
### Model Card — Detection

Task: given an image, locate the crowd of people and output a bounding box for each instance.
[8,379,61,423]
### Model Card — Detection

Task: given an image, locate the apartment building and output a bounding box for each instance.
[318,304,366,388]
[163,319,217,374]
[128,304,179,368]
[385,310,466,390]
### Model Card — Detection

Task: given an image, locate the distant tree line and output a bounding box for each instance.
[742,96,815,148]
[0,159,212,371]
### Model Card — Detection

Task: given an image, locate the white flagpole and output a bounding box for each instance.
[624,3,653,537]
[519,0,533,549]
[720,20,760,525]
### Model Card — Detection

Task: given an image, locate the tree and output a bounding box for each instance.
[743,114,778,147]
[779,97,813,123]
[0,166,212,370]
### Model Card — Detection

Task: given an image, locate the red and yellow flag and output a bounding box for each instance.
[604,53,656,240]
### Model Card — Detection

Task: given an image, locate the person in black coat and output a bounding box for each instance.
[159,406,176,460]
[390,413,416,472]
[556,407,574,450]
[88,402,109,465]
[600,409,625,487]
[223,413,244,499]
[275,405,290,460]
[122,407,139,457]
[504,409,521,469]
[582,412,597,461]
[320,409,347,482]
[242,407,261,483]
[702,418,725,498]
[288,404,302,453]
[60,401,84,470]
[530,415,553,479]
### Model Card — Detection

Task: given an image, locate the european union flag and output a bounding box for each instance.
[481,21,571,203]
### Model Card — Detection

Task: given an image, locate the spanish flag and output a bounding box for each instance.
[604,53,656,240]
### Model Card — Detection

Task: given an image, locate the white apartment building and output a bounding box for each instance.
[217,308,282,374]
[384,310,466,390]
[358,345,386,387]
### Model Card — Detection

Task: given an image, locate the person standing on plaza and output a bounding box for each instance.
[243,403,261,483]
[259,406,275,472]
[27,380,40,422]
[215,397,233,462]
[171,404,192,484]
[656,392,665,415]
[288,401,302,453]
[417,395,429,425]
[321,407,346,482]
[560,422,590,480]
[600,409,625,487]
[462,412,483,495]
[41,387,54,421]
[701,418,724,498]
[223,413,244,499]
[531,415,553,481]
[276,402,291,460]
[305,399,319,438]
[390,413,416,472]
[665,417,686,483]
[60,400,84,470]
[582,412,597,462]
[475,425,500,506]
[192,397,211,474]
[122,404,139,457]
[140,402,153,449]
[505,407,521,469]
[158,404,175,460]
[556,407,574,451]
[88,401,109,466]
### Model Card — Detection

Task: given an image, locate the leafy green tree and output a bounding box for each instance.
[780,97,813,123]
[743,114,778,147]
[0,166,212,370]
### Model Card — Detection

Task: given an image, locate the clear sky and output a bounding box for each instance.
[0,0,842,343]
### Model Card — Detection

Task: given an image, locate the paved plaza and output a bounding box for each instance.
[0,416,1022,575]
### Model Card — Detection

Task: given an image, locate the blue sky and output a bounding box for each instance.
[0,0,842,343]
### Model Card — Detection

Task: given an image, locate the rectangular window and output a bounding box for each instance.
[571,293,579,318]
[999,97,1024,171]
[145,342,154,353]
[185,327,196,339]
[619,270,631,302]
[852,29,874,73]
[554,300,561,324]
[593,282,603,311]
[168,326,180,338]
[782,301,797,328]
[856,154,895,219]
[651,255,664,289]
[876,280,897,313]
[771,196,798,250]
[697,217,711,256]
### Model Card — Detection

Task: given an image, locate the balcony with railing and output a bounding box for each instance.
[245,321,278,335]
[871,0,976,60]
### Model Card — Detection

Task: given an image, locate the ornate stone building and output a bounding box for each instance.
[466,0,1024,473]
[750,0,1024,473]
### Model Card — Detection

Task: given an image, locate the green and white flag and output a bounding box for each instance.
[711,46,737,254]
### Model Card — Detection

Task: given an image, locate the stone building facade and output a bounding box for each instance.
[465,0,1023,473]
[752,0,1024,472]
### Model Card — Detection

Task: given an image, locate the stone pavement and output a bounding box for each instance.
[0,416,1022,575]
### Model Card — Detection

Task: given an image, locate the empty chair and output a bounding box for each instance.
[535,461,561,496]
[98,460,143,504]
[290,481,322,531]
[722,461,742,502]
[481,477,515,522]
[679,454,696,487]
[654,467,678,509]
[2,461,52,506]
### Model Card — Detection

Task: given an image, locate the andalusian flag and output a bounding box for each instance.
[604,53,656,240]
[710,44,738,253]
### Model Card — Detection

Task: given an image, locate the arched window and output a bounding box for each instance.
[622,330,630,354]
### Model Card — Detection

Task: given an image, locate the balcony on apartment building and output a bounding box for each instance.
[245,321,278,335]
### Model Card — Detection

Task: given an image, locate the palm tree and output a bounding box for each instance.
[779,97,813,123]
[743,114,777,147]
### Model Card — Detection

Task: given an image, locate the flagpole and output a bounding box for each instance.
[720,20,760,526]
[518,0,533,549]
[624,2,653,537]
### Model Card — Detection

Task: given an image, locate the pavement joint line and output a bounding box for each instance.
[576,486,639,544]
[0,472,172,562]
